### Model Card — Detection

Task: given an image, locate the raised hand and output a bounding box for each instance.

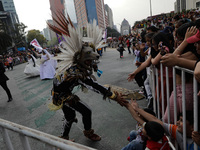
[114,91,129,107]
[130,99,139,110]
[185,26,198,40]
[127,72,136,82]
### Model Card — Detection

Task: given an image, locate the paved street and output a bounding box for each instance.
[0,48,147,150]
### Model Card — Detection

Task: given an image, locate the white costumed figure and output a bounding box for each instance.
[24,54,40,77]
[39,49,56,80]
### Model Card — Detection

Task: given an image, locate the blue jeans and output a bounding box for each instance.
[121,130,144,150]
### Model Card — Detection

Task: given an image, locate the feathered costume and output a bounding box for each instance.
[48,12,120,141]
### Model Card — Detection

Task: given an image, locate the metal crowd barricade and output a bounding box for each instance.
[0,118,96,150]
[151,64,199,150]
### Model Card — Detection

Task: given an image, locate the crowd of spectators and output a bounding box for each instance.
[1,9,200,149]
[0,47,60,71]
[116,9,200,150]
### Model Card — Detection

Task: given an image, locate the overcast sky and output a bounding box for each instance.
[13,0,176,32]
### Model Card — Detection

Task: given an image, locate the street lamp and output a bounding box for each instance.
[150,0,152,17]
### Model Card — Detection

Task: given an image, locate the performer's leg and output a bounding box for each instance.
[73,101,101,141]
[73,101,92,130]
[61,104,77,139]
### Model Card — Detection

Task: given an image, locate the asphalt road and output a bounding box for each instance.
[0,48,148,150]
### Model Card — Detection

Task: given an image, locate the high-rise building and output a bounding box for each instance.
[46,19,57,41]
[65,0,77,27]
[1,0,19,24]
[49,0,66,40]
[43,28,51,41]
[74,0,107,29]
[120,19,130,36]
[49,0,65,28]
[104,4,114,29]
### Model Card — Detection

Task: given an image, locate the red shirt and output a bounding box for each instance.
[146,135,170,150]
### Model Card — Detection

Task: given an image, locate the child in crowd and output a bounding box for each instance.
[124,99,200,150]
[121,108,156,150]
[122,100,170,150]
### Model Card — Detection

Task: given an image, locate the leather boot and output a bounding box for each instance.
[83,129,101,141]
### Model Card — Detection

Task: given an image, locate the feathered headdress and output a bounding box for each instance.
[82,20,104,49]
[47,11,104,74]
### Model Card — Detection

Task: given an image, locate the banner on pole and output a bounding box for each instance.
[30,38,43,52]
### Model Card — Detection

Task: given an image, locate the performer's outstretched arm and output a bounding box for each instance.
[78,77,127,106]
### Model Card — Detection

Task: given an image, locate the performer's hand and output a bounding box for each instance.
[115,91,129,107]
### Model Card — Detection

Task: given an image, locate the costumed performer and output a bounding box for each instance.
[24,53,40,77]
[34,49,56,80]
[47,13,127,141]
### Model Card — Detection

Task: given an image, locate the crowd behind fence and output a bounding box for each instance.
[150,64,199,150]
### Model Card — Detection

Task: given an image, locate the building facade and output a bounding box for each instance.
[49,0,66,40]
[104,4,114,29]
[43,28,51,41]
[74,0,107,29]
[1,0,19,25]
[49,0,65,28]
[175,0,200,12]
[46,19,57,41]
[65,0,77,26]
[120,19,130,36]
[74,0,88,27]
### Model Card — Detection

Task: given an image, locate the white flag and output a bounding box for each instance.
[30,38,43,52]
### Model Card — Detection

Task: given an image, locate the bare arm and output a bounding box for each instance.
[161,52,197,70]
[175,57,196,70]
[132,100,163,125]
[151,52,162,65]
[127,56,151,82]
[125,102,145,125]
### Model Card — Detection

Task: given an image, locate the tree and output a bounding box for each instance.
[106,27,121,38]
[27,30,47,46]
[11,23,27,48]
[0,32,12,54]
[47,37,58,47]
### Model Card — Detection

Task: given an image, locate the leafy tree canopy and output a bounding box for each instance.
[27,29,47,46]
[47,37,58,47]
[11,23,27,48]
[0,32,12,54]
[106,27,121,38]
